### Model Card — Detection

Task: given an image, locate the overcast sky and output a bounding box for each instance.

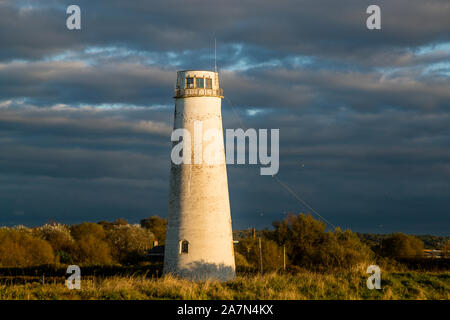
[1,0,449,235]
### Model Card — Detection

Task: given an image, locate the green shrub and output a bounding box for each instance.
[106,224,154,264]
[71,222,107,241]
[70,223,112,265]
[35,224,77,264]
[74,235,113,265]
[379,233,424,258]
[234,251,251,268]
[442,241,450,258]
[236,238,284,271]
[140,215,167,244]
[312,228,373,270]
[267,213,373,270]
[0,228,54,267]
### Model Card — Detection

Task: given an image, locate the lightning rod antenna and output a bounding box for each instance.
[214,38,217,73]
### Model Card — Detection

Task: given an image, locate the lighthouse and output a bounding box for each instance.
[163,70,236,281]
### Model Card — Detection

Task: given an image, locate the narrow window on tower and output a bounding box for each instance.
[196,78,204,88]
[186,77,194,88]
[180,240,189,254]
[206,78,212,89]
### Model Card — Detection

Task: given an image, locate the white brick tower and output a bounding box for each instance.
[163,70,236,281]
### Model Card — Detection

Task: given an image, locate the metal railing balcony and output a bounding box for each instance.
[174,88,223,98]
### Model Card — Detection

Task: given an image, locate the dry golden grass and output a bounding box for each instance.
[0,270,448,300]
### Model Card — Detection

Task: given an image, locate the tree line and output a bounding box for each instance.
[0,213,448,270]
[235,214,449,272]
[0,216,167,267]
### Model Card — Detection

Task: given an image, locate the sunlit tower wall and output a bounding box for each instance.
[163,70,236,281]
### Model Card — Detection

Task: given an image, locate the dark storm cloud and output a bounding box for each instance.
[2,59,449,111]
[224,106,450,234]
[1,99,450,233]
[1,0,449,64]
[222,66,450,111]
[0,174,169,226]
[0,105,172,178]
[1,0,449,111]
[0,0,449,234]
[0,105,172,225]
[0,61,175,106]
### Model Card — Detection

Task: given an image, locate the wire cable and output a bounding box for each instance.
[223,97,337,230]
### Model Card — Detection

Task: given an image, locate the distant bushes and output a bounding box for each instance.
[0,228,54,267]
[377,233,424,258]
[34,223,76,264]
[235,214,374,272]
[74,235,113,265]
[36,223,74,252]
[264,213,374,271]
[140,215,167,244]
[235,238,284,272]
[442,241,450,258]
[106,224,154,264]
[356,232,447,250]
[0,214,440,272]
[0,219,156,267]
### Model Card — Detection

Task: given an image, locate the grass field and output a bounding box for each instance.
[0,270,448,300]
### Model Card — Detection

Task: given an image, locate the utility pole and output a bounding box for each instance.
[283,244,286,271]
[259,237,263,275]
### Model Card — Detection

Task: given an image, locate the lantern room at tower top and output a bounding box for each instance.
[174,70,224,99]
